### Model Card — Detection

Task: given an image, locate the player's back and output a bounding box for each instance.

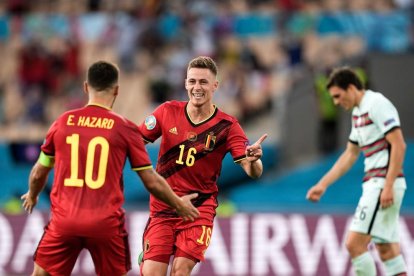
[42,104,139,237]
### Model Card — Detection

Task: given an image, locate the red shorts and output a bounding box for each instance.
[142,216,214,263]
[34,226,131,276]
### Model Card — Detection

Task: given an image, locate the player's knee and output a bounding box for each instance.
[345,233,372,258]
[171,260,195,276]
[170,265,192,276]
[345,238,365,257]
[376,245,391,260]
[375,243,400,261]
[141,259,169,276]
[142,265,164,276]
[345,238,356,255]
[32,263,49,276]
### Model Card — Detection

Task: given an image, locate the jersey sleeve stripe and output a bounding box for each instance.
[141,135,154,144]
[132,165,153,171]
[349,139,358,145]
[38,151,55,168]
[234,155,247,163]
[384,126,400,136]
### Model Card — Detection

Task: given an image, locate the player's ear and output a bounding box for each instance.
[83,82,89,94]
[347,84,357,93]
[214,80,219,91]
[114,85,119,96]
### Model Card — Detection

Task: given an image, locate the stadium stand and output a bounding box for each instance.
[0,0,414,215]
[1,1,414,275]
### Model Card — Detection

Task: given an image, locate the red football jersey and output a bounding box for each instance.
[139,101,248,216]
[41,104,151,237]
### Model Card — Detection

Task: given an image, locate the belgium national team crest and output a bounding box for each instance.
[204,132,216,151]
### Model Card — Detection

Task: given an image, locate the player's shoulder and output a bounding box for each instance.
[151,100,186,117]
[109,111,138,128]
[215,106,239,124]
[86,106,138,129]
[366,90,394,108]
[56,107,85,122]
[163,100,186,110]
[61,107,84,116]
[366,90,387,102]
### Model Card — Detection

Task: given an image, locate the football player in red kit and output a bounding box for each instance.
[139,56,267,275]
[21,61,199,276]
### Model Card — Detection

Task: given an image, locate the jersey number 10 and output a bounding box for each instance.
[64,134,109,189]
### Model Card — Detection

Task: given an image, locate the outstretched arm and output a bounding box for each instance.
[21,162,52,214]
[240,134,268,178]
[307,141,360,202]
[137,169,199,221]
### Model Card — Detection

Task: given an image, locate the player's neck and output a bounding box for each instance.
[355,89,365,107]
[87,98,113,110]
[186,103,215,123]
[88,91,118,109]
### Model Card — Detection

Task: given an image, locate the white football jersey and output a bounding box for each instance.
[349,90,405,184]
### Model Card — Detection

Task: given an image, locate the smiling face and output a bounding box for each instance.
[329,85,357,111]
[185,67,218,108]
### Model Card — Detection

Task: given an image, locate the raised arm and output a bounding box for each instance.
[307,141,360,202]
[137,169,200,221]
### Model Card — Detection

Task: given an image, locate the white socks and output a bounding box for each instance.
[351,252,376,276]
[384,255,406,276]
[352,252,407,276]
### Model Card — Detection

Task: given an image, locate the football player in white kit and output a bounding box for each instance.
[307,67,407,276]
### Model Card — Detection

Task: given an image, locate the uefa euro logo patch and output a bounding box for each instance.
[145,115,156,130]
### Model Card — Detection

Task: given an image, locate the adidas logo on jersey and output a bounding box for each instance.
[169,127,178,135]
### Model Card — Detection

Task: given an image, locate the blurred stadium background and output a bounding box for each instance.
[0,0,413,275]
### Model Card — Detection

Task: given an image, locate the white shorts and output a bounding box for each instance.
[349,178,406,243]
